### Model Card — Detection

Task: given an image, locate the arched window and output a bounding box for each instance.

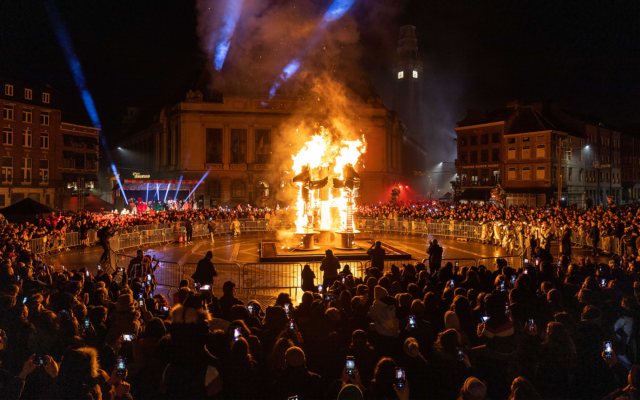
[209,180,221,198]
[256,180,269,198]
[231,180,246,198]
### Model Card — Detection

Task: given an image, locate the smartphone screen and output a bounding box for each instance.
[524,269,528,275]
[524,258,529,264]
[601,278,607,288]
[289,320,295,330]
[409,316,416,329]
[604,341,613,359]
[395,368,406,389]
[510,275,516,285]
[248,304,254,314]
[162,306,170,312]
[146,274,152,282]
[201,285,211,291]
[116,357,126,376]
[234,327,242,341]
[455,261,459,269]
[138,292,144,300]
[482,316,489,323]
[500,281,505,291]
[22,297,27,304]
[342,276,346,285]
[449,279,455,288]
[284,304,290,315]
[97,265,101,271]
[318,284,323,293]
[122,334,133,342]
[558,260,562,267]
[457,347,464,361]
[346,356,355,376]
[86,270,90,277]
[535,259,539,266]
[505,303,510,312]
[84,318,90,329]
[138,299,144,308]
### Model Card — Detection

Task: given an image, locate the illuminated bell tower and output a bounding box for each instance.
[393,25,424,142]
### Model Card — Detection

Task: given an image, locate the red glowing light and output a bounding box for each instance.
[405,186,409,188]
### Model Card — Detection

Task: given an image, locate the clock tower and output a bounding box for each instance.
[393,25,424,143]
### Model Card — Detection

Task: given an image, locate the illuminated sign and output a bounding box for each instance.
[133,172,150,179]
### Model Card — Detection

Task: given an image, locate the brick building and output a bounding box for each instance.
[0,78,58,207]
[0,77,101,209]
[453,101,640,207]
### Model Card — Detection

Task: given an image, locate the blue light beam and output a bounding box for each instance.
[164,183,171,202]
[173,176,183,201]
[187,169,211,199]
[213,0,245,70]
[146,183,149,202]
[266,0,356,100]
[111,164,127,202]
[156,184,160,200]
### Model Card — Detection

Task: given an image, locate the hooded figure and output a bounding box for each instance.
[368,286,399,337]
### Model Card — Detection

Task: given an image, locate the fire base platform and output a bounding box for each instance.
[259,236,412,262]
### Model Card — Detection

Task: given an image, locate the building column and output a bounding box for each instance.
[247,125,255,164]
[223,124,231,167]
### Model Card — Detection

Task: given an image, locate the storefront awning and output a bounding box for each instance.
[123,180,198,184]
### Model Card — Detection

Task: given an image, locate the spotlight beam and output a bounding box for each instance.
[187,169,211,199]
[146,182,149,202]
[164,183,171,202]
[173,176,183,201]
[111,164,127,202]
[266,0,356,101]
[156,183,160,200]
[213,0,245,70]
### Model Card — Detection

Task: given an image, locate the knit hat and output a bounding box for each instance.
[338,384,363,400]
[403,337,420,358]
[374,285,389,301]
[462,377,487,400]
[445,311,461,331]
[115,294,136,312]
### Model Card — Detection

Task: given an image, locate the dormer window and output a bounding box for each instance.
[4,85,13,96]
[412,71,418,78]
[397,71,404,79]
[24,89,32,100]
[43,93,50,103]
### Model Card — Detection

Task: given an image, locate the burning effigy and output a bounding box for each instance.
[286,127,366,249]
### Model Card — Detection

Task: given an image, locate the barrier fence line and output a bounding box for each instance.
[182,262,242,290]
[364,259,421,273]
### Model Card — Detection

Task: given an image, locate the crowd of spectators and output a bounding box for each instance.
[3,200,640,398]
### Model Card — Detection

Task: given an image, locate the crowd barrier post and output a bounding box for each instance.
[181,262,242,292]
[305,260,365,281]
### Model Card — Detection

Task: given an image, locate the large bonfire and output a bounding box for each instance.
[290,127,366,233]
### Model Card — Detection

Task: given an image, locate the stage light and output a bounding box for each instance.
[213,0,245,70]
[164,183,171,202]
[111,164,127,201]
[187,169,211,199]
[118,147,122,150]
[173,176,183,201]
[585,145,590,149]
[266,0,355,101]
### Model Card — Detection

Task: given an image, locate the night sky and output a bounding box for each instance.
[1,0,638,149]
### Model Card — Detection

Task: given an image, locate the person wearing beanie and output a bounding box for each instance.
[105,293,141,346]
[369,286,399,338]
[270,347,322,400]
[459,377,487,400]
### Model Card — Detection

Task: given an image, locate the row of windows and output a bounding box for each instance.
[507,166,552,181]
[507,145,546,159]
[460,148,500,163]
[458,133,501,146]
[2,128,49,148]
[1,157,49,184]
[4,85,50,103]
[3,104,49,125]
[209,179,271,199]
[204,128,272,165]
[397,70,418,79]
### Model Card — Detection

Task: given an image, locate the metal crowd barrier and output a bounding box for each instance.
[434,258,478,272]
[182,262,242,290]
[242,262,302,291]
[305,260,365,280]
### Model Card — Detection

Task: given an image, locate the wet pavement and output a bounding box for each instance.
[44,231,613,275]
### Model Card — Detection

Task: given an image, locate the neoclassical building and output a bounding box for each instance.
[116,90,427,207]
